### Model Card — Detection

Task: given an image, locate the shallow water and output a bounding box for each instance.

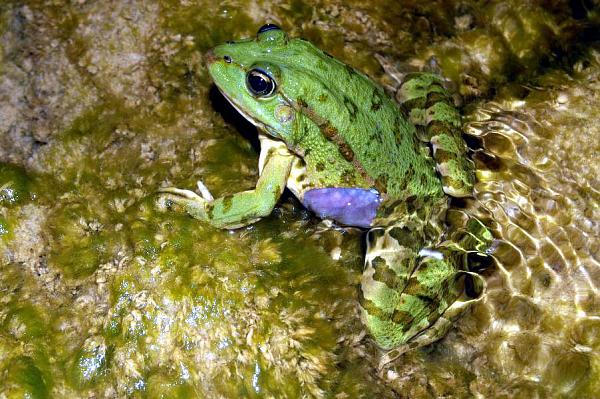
[0,1,599,397]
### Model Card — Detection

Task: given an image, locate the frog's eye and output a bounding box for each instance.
[256,24,288,44]
[258,23,281,34]
[246,68,277,97]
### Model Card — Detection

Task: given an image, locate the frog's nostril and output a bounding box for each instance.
[205,49,217,64]
[223,55,232,64]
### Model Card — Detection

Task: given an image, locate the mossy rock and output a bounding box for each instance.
[0,164,34,207]
[2,356,50,399]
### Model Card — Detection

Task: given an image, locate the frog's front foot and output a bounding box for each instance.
[157,182,211,221]
[159,180,214,201]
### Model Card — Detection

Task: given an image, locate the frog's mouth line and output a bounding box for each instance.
[215,86,266,130]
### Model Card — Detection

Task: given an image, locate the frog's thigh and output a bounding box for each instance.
[397,73,475,197]
[360,227,423,350]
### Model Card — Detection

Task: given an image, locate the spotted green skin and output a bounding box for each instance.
[160,27,491,355]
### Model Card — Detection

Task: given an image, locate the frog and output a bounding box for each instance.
[159,24,493,362]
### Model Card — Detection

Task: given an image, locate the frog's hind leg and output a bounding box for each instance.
[360,223,463,350]
[359,226,423,351]
[376,228,492,369]
[378,266,486,369]
[378,216,495,367]
[363,216,494,368]
[397,73,476,198]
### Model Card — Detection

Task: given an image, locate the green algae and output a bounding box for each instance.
[3,356,50,399]
[160,2,255,52]
[143,373,196,399]
[0,215,9,237]
[0,164,34,207]
[2,303,47,341]
[0,266,55,398]
[46,200,123,278]
[0,164,37,246]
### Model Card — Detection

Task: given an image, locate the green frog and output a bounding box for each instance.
[160,24,492,361]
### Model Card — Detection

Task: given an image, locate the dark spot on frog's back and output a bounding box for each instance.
[344,96,358,119]
[389,226,419,249]
[427,120,452,137]
[315,162,325,172]
[297,97,308,108]
[372,257,401,289]
[222,195,234,213]
[419,172,430,187]
[339,142,355,162]
[322,122,338,139]
[358,291,389,320]
[426,90,450,108]
[371,88,382,111]
[413,292,437,310]
[374,174,388,194]
[318,93,328,102]
[405,166,414,181]
[206,203,215,219]
[391,309,415,327]
[401,97,426,111]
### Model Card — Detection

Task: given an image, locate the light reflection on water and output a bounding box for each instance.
[463,69,598,394]
[378,52,599,397]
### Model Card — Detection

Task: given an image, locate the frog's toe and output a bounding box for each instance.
[158,186,205,201]
[195,180,214,201]
[157,190,208,221]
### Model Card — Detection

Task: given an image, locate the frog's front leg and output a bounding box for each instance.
[159,138,295,229]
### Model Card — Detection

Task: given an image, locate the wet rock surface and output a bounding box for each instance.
[0,0,599,397]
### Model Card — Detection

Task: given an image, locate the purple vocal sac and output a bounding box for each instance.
[302,188,381,228]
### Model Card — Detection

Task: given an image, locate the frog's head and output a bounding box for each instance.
[206,24,334,142]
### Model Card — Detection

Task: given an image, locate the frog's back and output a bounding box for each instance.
[279,39,443,202]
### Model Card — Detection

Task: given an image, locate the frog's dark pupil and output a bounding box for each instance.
[258,23,281,34]
[249,74,267,92]
[223,55,232,63]
[246,69,275,96]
